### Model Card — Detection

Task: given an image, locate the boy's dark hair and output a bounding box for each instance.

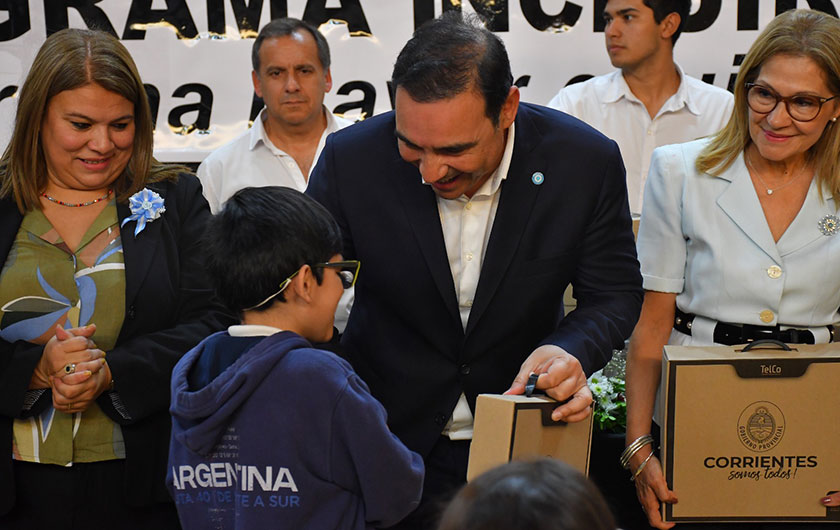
[203,186,343,314]
[391,12,513,127]
[436,459,616,530]
[252,17,331,72]
[643,0,691,44]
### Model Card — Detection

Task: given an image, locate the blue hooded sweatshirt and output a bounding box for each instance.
[167,329,424,529]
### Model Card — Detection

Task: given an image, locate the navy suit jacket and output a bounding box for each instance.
[308,103,642,457]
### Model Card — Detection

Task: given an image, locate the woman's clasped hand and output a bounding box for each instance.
[35,325,111,414]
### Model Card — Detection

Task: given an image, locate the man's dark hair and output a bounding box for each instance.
[437,459,616,530]
[643,0,691,44]
[203,186,343,314]
[391,12,513,127]
[252,17,331,72]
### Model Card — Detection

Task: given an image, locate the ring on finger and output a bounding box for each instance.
[64,363,76,374]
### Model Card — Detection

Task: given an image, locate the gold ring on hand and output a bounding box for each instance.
[64,363,76,375]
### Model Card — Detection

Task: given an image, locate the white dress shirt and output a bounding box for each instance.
[197,107,353,214]
[434,123,516,440]
[548,65,734,215]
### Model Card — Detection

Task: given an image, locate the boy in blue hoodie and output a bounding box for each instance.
[167,187,424,530]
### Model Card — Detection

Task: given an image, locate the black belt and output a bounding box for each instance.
[673,308,834,345]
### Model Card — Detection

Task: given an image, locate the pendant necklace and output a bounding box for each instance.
[41,189,113,207]
[745,152,807,196]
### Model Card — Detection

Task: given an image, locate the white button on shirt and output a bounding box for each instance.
[433,123,516,440]
[548,65,734,215]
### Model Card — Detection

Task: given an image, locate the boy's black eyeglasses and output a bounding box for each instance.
[745,82,839,122]
[243,260,361,311]
[312,260,360,290]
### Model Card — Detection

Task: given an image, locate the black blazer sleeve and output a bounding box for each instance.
[538,140,642,374]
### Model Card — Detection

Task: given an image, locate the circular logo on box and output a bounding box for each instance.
[737,401,785,452]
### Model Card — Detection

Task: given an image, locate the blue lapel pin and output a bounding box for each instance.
[531,172,545,185]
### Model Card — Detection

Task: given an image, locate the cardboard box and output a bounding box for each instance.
[467,394,593,481]
[661,343,840,523]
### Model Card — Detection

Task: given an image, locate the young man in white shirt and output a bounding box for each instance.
[197,18,353,214]
[548,0,733,215]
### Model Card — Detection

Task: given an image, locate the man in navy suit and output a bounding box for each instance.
[307,13,642,528]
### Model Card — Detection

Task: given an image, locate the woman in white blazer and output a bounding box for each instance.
[625,9,840,529]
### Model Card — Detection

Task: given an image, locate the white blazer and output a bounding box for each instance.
[638,138,840,345]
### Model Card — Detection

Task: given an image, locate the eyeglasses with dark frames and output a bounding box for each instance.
[243,260,360,311]
[745,82,839,122]
[312,260,360,290]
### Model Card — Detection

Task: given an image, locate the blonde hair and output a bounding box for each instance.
[0,28,182,212]
[696,9,840,203]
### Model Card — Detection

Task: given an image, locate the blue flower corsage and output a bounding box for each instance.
[121,188,166,237]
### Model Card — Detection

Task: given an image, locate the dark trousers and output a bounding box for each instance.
[0,459,181,530]
[390,436,471,530]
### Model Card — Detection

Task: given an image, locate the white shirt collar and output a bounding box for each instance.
[247,106,336,152]
[599,63,701,116]
[668,63,703,116]
[248,107,270,151]
[481,121,516,197]
[228,324,284,337]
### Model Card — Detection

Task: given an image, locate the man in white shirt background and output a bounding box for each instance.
[198,18,354,332]
[548,0,733,215]
[197,17,353,214]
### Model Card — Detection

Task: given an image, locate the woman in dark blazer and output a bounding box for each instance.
[0,29,231,528]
